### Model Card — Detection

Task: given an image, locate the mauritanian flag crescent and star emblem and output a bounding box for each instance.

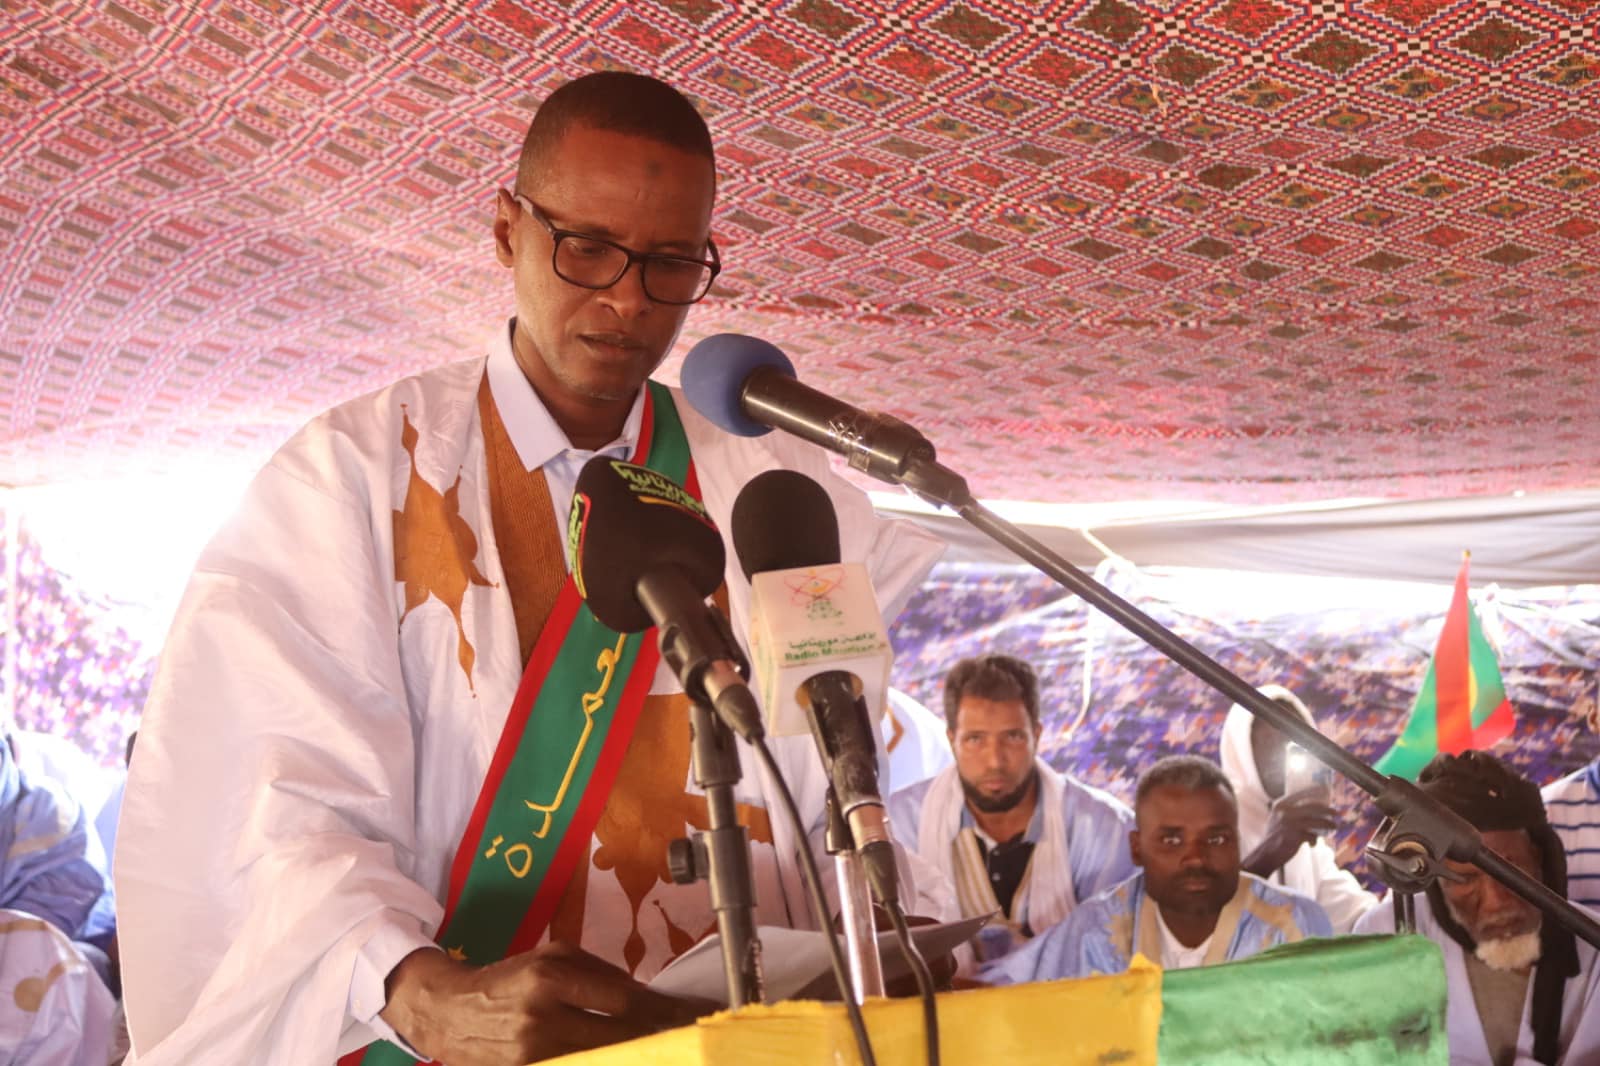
[1374,553,1517,781]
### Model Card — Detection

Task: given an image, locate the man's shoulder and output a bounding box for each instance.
[889,772,940,811]
[887,770,949,836]
[1240,871,1332,929]
[1057,770,1134,821]
[268,356,487,486]
[1543,761,1599,806]
[1240,869,1302,902]
[309,356,486,442]
[1013,873,1133,967]
[1349,895,1393,936]
[1073,871,1142,916]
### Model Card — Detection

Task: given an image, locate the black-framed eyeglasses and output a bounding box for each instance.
[512,193,721,306]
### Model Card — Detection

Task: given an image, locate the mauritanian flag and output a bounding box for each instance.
[1374,555,1517,780]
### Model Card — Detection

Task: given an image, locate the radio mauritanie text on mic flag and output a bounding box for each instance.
[1374,554,1516,780]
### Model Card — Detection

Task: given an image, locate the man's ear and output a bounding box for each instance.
[1129,828,1144,868]
[493,188,517,267]
[946,728,957,751]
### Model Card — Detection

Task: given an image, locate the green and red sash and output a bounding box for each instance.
[350,382,694,1065]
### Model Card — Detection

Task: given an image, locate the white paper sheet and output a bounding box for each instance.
[649,913,993,1006]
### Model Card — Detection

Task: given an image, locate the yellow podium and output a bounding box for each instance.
[547,935,1447,1066]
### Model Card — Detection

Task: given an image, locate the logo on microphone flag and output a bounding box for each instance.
[1373,554,1516,780]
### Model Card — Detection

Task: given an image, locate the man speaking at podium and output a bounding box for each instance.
[115,72,943,1065]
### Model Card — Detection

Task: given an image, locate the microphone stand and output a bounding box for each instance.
[883,449,1600,951]
[667,697,764,1008]
[649,592,765,1008]
[826,788,886,1003]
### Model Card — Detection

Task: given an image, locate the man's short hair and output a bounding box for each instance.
[1135,755,1236,809]
[942,654,1040,731]
[517,71,714,191]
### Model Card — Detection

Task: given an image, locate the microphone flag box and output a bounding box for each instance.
[747,561,890,738]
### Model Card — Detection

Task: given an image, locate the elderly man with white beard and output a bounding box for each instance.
[1354,751,1600,1065]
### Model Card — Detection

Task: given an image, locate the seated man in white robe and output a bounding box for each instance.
[888,655,1134,963]
[1219,684,1377,932]
[1542,697,1599,911]
[116,71,946,1066]
[1354,751,1600,1066]
[983,755,1331,984]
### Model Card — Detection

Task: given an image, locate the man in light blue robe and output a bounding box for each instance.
[0,734,115,958]
[0,732,118,1060]
[983,755,1331,984]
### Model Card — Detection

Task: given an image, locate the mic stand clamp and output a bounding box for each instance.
[825,788,885,1003]
[667,696,764,1009]
[1363,785,1471,936]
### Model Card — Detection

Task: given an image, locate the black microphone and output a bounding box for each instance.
[730,468,900,904]
[570,456,763,741]
[680,334,968,504]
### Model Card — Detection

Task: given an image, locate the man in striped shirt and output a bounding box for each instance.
[1543,697,1600,911]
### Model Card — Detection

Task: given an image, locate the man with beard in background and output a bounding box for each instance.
[889,655,1134,965]
[1355,751,1600,1065]
[983,755,1331,983]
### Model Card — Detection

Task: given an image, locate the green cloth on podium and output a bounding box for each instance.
[1158,934,1448,1064]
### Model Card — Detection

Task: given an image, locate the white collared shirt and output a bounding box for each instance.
[1154,904,1215,970]
[485,327,646,567]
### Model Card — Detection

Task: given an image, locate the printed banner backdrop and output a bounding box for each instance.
[889,561,1600,884]
[2,520,153,769]
[3,519,1598,887]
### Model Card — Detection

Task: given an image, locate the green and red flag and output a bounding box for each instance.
[1374,554,1516,780]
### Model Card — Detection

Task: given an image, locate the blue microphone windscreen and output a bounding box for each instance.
[679,333,794,438]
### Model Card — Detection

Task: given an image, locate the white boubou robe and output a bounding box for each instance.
[1354,894,1600,1065]
[115,326,946,1064]
[1218,691,1378,933]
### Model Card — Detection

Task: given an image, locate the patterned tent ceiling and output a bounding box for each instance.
[2,0,1597,504]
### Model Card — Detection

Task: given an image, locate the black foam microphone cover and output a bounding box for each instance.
[570,457,725,633]
[729,469,842,580]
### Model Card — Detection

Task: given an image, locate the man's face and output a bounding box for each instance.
[1132,784,1242,919]
[949,696,1039,814]
[1439,828,1544,964]
[494,124,715,409]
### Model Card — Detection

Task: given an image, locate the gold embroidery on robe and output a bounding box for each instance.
[393,407,492,689]
[552,691,776,975]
